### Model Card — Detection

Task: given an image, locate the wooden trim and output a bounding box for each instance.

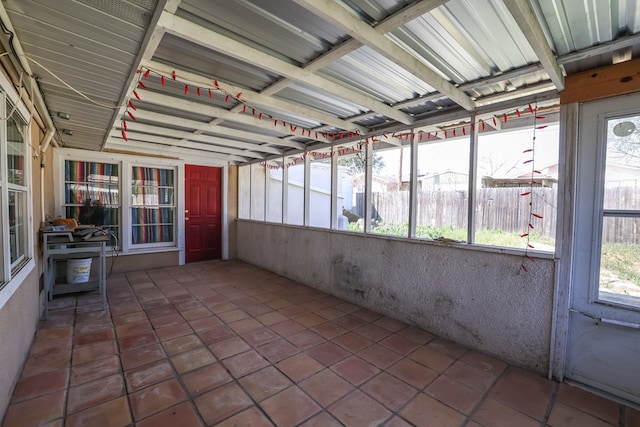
[560,58,640,104]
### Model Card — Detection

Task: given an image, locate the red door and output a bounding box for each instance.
[185,165,222,263]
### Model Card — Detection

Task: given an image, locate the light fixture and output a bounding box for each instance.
[57,112,70,120]
[613,121,636,137]
[62,129,73,136]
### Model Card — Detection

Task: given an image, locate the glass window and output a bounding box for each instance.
[63,160,120,245]
[250,163,265,221]
[308,154,331,228]
[371,145,409,237]
[238,165,250,219]
[285,157,304,226]
[475,125,558,250]
[598,115,640,307]
[416,137,469,240]
[131,166,175,245]
[266,163,283,223]
[0,98,29,283]
[336,148,364,233]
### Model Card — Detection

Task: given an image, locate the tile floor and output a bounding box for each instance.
[2,260,639,427]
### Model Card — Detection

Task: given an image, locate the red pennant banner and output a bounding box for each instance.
[121,130,128,141]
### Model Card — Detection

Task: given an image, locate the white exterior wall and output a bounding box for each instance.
[237,220,555,374]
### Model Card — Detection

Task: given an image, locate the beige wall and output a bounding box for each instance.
[107,251,179,274]
[0,117,47,418]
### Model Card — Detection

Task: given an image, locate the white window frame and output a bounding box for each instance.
[54,148,185,257]
[0,70,35,307]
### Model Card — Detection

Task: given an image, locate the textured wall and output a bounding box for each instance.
[237,221,556,374]
[0,269,40,419]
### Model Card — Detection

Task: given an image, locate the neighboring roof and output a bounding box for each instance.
[3,0,640,164]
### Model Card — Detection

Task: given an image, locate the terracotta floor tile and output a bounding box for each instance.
[400,392,466,427]
[276,353,325,382]
[76,309,111,324]
[129,378,188,421]
[305,341,351,366]
[35,326,74,342]
[426,375,483,414]
[300,368,355,407]
[331,355,380,386]
[361,372,418,411]
[150,313,184,329]
[354,323,392,342]
[156,322,193,341]
[490,367,555,420]
[383,416,413,427]
[136,402,204,427]
[332,331,373,353]
[311,322,348,339]
[329,389,392,427]
[181,362,233,396]
[124,359,175,392]
[427,338,469,358]
[292,313,325,329]
[242,327,280,347]
[374,316,408,332]
[189,315,224,332]
[257,310,288,325]
[287,330,326,350]
[270,319,307,337]
[218,308,250,323]
[74,319,113,337]
[223,349,270,378]
[181,307,213,321]
[215,407,274,427]
[460,351,507,377]
[239,366,293,401]
[260,386,321,426]
[556,383,621,425]
[396,325,436,344]
[71,340,117,366]
[64,396,130,427]
[387,357,439,389]
[299,411,344,427]
[316,307,345,321]
[161,334,203,356]
[256,339,300,363]
[352,308,383,322]
[245,303,274,316]
[2,390,66,427]
[445,360,498,392]
[115,319,152,337]
[112,311,148,326]
[117,330,158,352]
[626,407,640,427]
[69,355,121,386]
[120,343,166,371]
[144,304,178,319]
[73,328,116,347]
[12,368,69,402]
[379,333,421,355]
[472,397,540,427]
[228,317,264,334]
[358,343,403,369]
[209,336,252,359]
[197,324,236,345]
[170,347,216,374]
[194,382,253,425]
[67,373,124,414]
[547,401,616,427]
[409,346,455,372]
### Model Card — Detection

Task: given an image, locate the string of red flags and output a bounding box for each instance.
[259,140,375,169]
[119,66,362,144]
[519,101,546,273]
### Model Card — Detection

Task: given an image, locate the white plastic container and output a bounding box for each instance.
[66,258,92,283]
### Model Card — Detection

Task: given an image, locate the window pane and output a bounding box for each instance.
[369,146,409,237]
[64,160,120,243]
[416,138,469,240]
[309,155,331,228]
[336,150,363,233]
[285,158,304,226]
[8,190,26,265]
[266,165,283,223]
[6,103,25,186]
[599,216,640,307]
[238,165,250,219]
[475,125,558,250]
[131,166,175,245]
[604,116,640,210]
[251,163,265,221]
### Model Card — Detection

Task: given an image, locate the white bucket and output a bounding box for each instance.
[66,258,92,284]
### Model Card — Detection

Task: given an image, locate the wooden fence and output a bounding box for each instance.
[356,186,640,243]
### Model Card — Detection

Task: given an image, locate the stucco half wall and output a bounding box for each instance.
[237,220,556,374]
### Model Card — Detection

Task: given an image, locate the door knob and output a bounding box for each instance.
[185,217,190,221]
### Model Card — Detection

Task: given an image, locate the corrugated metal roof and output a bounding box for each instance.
[2,0,639,163]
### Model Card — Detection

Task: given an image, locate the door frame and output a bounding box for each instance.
[552,93,640,405]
